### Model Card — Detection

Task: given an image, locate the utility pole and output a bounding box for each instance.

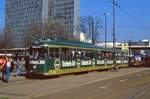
[91,17,95,45]
[128,40,131,67]
[113,0,116,66]
[104,13,110,49]
[104,13,107,49]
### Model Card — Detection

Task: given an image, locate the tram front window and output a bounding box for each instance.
[29,48,47,60]
[48,48,59,59]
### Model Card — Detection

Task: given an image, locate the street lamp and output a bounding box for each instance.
[112,0,116,66]
[103,13,110,67]
[103,13,110,49]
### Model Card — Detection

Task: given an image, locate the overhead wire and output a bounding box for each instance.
[108,0,150,30]
[106,0,150,42]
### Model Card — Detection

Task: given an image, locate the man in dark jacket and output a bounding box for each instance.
[1,59,7,80]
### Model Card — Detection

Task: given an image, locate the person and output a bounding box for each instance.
[112,64,119,72]
[5,57,12,82]
[111,60,119,72]
[25,56,29,76]
[20,58,25,75]
[1,58,7,81]
[16,58,21,76]
[10,58,14,72]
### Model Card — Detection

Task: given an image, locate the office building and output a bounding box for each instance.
[5,0,80,47]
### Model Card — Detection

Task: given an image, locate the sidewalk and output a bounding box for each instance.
[0,72,26,81]
[0,67,150,99]
[0,72,28,88]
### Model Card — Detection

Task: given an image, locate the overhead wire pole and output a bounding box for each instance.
[104,13,107,49]
[104,13,110,49]
[112,0,116,66]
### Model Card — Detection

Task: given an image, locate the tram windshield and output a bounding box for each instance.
[29,47,47,60]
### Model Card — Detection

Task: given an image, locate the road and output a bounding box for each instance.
[0,67,150,99]
[35,69,150,99]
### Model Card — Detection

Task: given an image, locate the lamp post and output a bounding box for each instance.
[103,13,110,67]
[112,0,116,66]
[104,13,110,49]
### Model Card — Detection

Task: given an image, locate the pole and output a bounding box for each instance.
[104,14,107,67]
[128,40,131,67]
[113,0,116,65]
[104,14,107,49]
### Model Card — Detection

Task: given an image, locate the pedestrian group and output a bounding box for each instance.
[0,57,14,82]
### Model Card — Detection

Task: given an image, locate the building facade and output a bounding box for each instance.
[5,0,80,47]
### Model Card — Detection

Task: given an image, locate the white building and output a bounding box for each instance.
[96,42,121,48]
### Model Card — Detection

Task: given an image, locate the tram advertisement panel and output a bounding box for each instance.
[96,59,105,66]
[61,60,76,68]
[107,60,113,65]
[81,60,92,66]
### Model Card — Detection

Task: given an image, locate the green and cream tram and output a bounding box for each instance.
[27,39,128,78]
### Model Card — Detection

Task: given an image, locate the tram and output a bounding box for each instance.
[26,39,128,78]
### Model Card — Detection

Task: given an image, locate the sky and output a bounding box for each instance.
[81,0,150,42]
[0,0,150,42]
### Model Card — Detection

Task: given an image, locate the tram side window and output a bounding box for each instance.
[83,52,89,59]
[49,48,59,59]
[101,51,112,59]
[60,48,73,61]
[29,51,39,60]
[80,50,94,60]
[74,51,79,59]
[106,52,113,59]
[94,51,100,59]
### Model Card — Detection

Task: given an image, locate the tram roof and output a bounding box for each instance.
[34,39,113,51]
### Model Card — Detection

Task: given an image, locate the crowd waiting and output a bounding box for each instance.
[0,57,25,83]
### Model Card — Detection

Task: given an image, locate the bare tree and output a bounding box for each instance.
[80,16,103,43]
[24,23,42,47]
[43,20,67,39]
[94,16,103,42]
[24,20,68,47]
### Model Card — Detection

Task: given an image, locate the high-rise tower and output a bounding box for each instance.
[5,0,80,47]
